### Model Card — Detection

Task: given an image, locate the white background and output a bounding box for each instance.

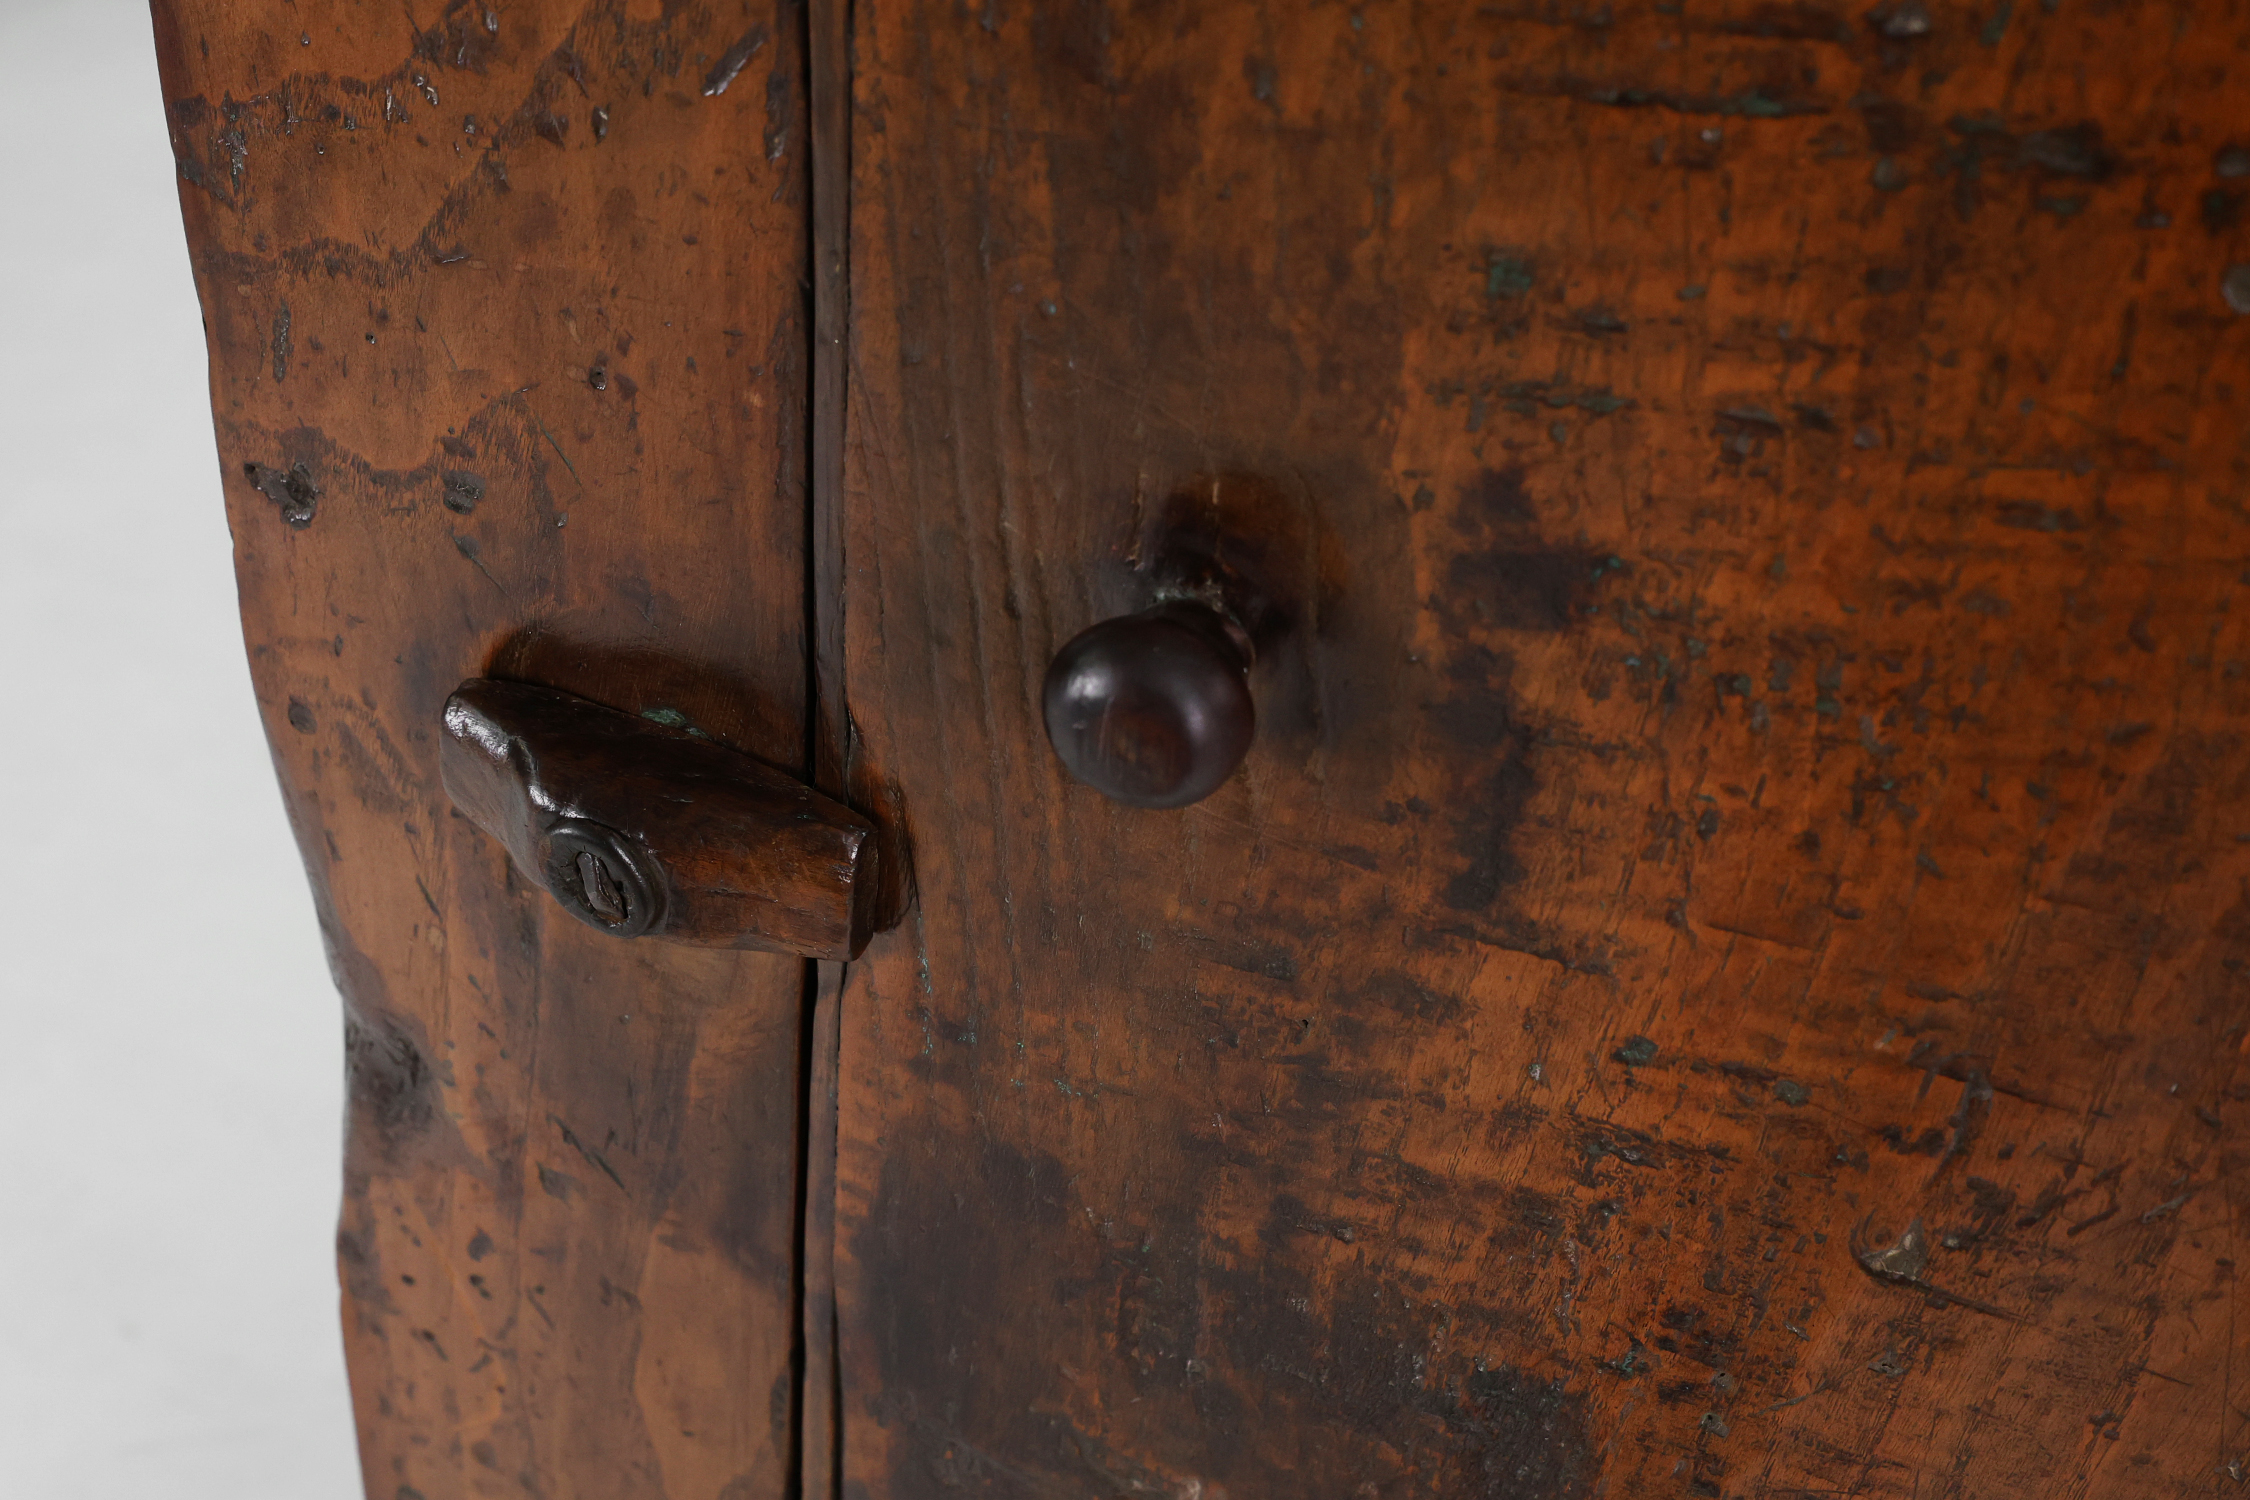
[0,0,363,1493]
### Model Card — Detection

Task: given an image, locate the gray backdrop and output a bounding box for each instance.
[0,0,362,1492]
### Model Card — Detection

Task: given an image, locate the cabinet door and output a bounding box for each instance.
[152,4,817,1496]
[834,4,2250,1497]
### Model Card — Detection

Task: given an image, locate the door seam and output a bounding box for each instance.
[797,0,854,1494]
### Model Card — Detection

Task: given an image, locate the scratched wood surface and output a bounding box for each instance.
[833,2,2250,1497]
[151,1,815,1495]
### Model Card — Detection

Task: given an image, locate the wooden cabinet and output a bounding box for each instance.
[154,2,2248,1496]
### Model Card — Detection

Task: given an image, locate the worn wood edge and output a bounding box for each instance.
[801,0,853,1493]
[809,0,852,798]
[797,961,847,1500]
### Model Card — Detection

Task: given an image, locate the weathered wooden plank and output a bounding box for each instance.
[834,3,2250,1496]
[150,2,816,1494]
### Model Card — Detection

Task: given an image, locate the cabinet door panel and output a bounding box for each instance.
[835,4,2250,1497]
[151,3,814,1495]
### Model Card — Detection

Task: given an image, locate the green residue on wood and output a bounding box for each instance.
[1980,0,2014,45]
[1485,250,1536,300]
[1485,378,1637,420]
[1814,661,1844,717]
[640,707,711,739]
[1723,89,1791,118]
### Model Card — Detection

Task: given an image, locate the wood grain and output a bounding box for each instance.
[150,1,816,1494]
[832,3,2250,1497]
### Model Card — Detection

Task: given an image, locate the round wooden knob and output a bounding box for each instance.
[1042,602,1255,808]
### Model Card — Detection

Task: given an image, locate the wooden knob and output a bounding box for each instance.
[1042,602,1255,808]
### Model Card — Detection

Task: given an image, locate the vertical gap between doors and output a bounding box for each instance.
[797,0,854,1493]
